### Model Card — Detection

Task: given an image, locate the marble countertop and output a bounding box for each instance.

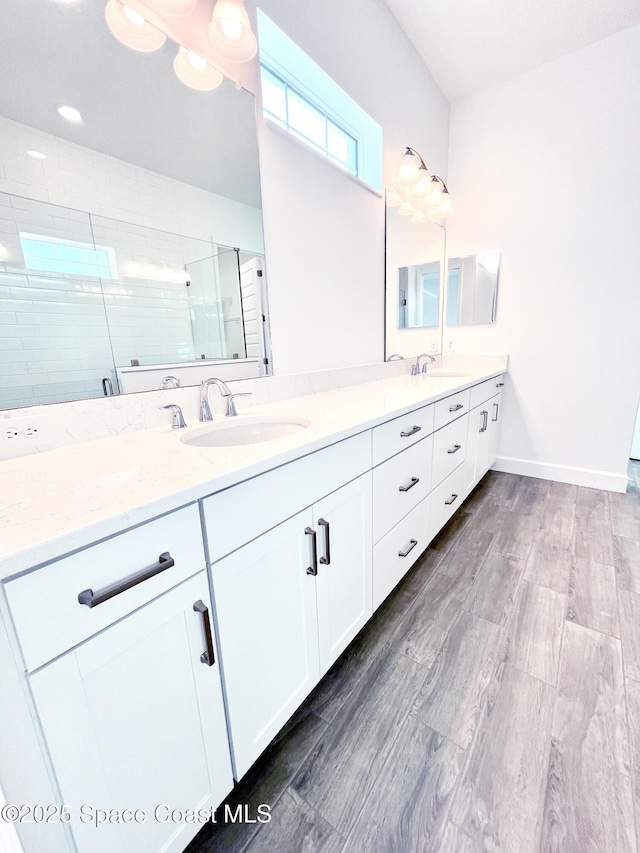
[0,367,506,580]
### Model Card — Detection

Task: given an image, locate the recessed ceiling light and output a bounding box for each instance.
[57,104,83,124]
[27,150,47,160]
[0,245,8,259]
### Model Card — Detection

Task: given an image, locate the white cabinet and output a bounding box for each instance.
[28,571,232,853]
[210,473,372,779]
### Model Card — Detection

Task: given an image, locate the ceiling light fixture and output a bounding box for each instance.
[57,104,83,124]
[27,150,48,159]
[105,0,167,52]
[103,0,258,92]
[388,147,453,222]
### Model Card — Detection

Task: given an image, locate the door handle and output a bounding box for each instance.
[318,518,331,565]
[447,444,462,454]
[400,425,421,437]
[479,410,488,433]
[399,476,420,492]
[305,527,318,575]
[193,600,215,666]
[492,402,499,422]
[496,382,505,388]
[78,552,175,608]
[398,539,418,558]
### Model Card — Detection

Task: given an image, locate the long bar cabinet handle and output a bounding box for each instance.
[399,477,420,492]
[78,552,175,608]
[398,539,418,558]
[305,527,318,576]
[492,402,500,422]
[318,518,331,565]
[449,403,464,412]
[193,600,215,666]
[447,445,462,454]
[444,494,459,506]
[400,425,421,437]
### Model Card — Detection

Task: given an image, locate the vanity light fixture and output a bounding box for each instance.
[57,104,83,124]
[388,147,453,222]
[103,0,257,91]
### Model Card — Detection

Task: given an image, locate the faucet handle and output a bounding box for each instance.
[161,404,187,429]
[225,392,252,417]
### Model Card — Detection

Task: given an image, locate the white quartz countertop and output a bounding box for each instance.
[0,367,505,579]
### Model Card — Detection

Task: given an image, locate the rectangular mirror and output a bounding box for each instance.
[446,250,500,325]
[385,200,445,358]
[0,0,269,410]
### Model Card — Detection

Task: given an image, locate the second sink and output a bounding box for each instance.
[181,415,310,447]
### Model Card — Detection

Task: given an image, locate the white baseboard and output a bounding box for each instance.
[493,456,629,493]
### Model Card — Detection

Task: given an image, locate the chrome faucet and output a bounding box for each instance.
[160,375,180,389]
[412,353,436,375]
[386,354,404,361]
[161,404,187,429]
[200,377,252,420]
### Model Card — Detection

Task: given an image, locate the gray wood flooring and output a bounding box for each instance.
[188,461,640,853]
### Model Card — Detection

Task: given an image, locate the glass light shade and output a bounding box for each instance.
[398,202,417,216]
[174,47,224,91]
[411,210,429,224]
[105,0,167,51]
[210,0,252,44]
[386,188,403,207]
[152,0,197,16]
[396,149,422,186]
[206,22,257,62]
[423,179,443,207]
[410,165,432,196]
[435,195,454,217]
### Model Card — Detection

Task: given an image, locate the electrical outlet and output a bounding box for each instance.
[428,340,438,353]
[445,338,456,352]
[1,417,50,452]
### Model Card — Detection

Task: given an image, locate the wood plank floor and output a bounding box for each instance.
[188,461,640,853]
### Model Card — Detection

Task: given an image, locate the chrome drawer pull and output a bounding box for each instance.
[449,403,464,412]
[399,476,420,492]
[447,444,462,454]
[77,552,175,608]
[193,600,215,666]
[444,494,459,506]
[496,382,505,388]
[492,402,500,422]
[400,425,421,437]
[305,527,318,576]
[318,518,331,565]
[398,539,418,558]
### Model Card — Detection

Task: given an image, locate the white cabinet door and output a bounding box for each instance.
[211,509,320,779]
[475,405,492,481]
[313,473,372,675]
[29,572,233,853]
[463,406,484,497]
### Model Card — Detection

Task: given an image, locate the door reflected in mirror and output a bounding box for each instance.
[398,261,440,329]
[446,250,500,325]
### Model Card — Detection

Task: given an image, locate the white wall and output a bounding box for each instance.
[446,25,640,490]
[251,0,450,374]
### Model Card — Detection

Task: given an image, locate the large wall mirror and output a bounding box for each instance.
[0,0,269,410]
[385,199,445,359]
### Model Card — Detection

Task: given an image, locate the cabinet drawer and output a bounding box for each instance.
[430,464,470,539]
[5,504,204,672]
[372,403,434,466]
[203,432,371,564]
[470,375,506,409]
[433,388,471,430]
[432,415,469,488]
[372,435,433,543]
[373,495,431,610]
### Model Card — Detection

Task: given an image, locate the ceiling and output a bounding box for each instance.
[0,0,262,207]
[383,0,640,101]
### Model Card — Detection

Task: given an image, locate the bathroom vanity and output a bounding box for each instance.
[0,366,505,853]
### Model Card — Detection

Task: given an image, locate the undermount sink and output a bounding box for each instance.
[180,415,311,447]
